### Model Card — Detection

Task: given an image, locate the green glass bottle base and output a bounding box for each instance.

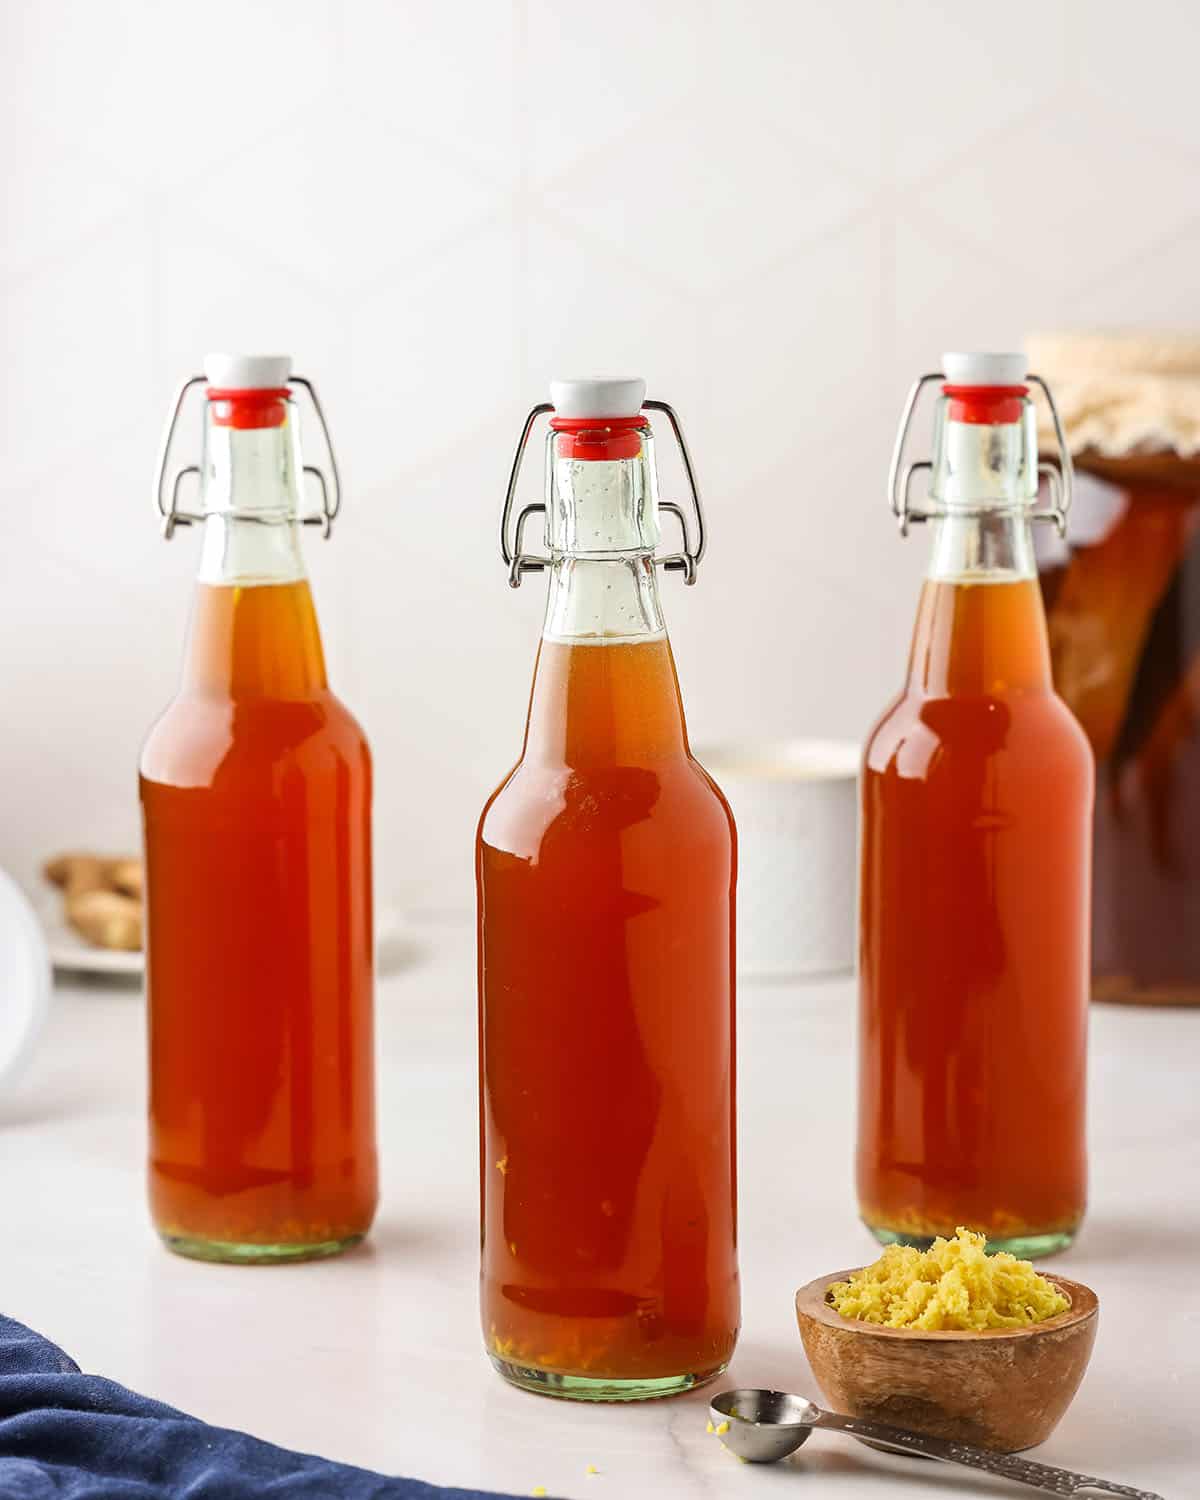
[159,1231,364,1265]
[489,1355,726,1403]
[866,1224,1078,1260]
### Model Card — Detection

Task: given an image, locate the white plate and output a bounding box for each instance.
[34,882,418,981]
[33,881,142,977]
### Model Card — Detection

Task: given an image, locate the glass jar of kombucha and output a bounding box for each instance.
[1030,332,1200,1007]
[858,353,1093,1257]
[477,379,738,1400]
[142,354,376,1263]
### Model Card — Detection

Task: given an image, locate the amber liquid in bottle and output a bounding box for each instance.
[859,390,1093,1258]
[477,418,738,1399]
[141,392,376,1262]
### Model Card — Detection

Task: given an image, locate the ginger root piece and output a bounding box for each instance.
[65,890,142,953]
[44,853,112,896]
[108,859,143,899]
[44,852,145,951]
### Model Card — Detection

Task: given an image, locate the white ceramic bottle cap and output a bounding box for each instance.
[942,352,1027,385]
[549,377,646,419]
[203,353,293,390]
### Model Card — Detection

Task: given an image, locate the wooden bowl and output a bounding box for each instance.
[795,1268,1098,1453]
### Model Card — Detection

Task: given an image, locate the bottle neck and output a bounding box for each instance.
[523,626,688,764]
[908,413,1052,695]
[183,408,324,698]
[926,509,1039,582]
[523,441,688,762]
[542,554,666,643]
[198,407,306,586]
[540,437,668,645]
[181,576,328,699]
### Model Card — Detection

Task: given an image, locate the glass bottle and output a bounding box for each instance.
[477,378,739,1400]
[142,354,376,1263]
[858,353,1092,1257]
[1031,331,1200,1006]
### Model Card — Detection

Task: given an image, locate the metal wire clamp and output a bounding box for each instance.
[499,398,708,588]
[888,371,1074,539]
[153,374,342,540]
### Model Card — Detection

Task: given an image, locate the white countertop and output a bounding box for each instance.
[1,924,1194,1499]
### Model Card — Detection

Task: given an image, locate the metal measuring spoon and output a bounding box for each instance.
[708,1390,1163,1499]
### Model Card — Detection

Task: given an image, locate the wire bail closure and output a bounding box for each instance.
[153,375,342,540]
[888,372,1074,539]
[499,398,708,588]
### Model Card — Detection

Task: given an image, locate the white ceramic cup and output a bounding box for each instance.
[697,739,860,979]
[0,869,51,1089]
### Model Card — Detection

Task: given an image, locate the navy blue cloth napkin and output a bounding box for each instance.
[0,1314,524,1499]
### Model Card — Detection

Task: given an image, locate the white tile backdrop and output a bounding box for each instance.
[3,0,1200,913]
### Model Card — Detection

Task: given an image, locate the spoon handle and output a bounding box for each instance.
[810,1409,1163,1499]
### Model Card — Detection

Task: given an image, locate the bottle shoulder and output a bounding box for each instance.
[478,753,734,855]
[140,687,370,790]
[864,686,1094,783]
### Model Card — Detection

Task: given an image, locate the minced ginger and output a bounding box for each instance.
[828,1227,1069,1331]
